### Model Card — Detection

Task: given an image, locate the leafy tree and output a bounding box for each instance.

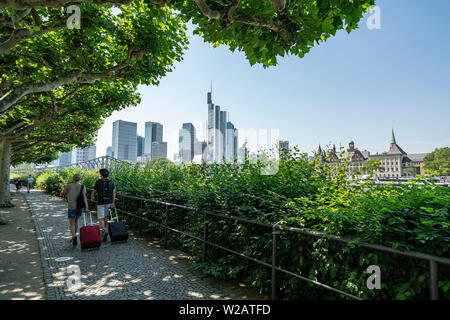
[0,0,375,206]
[424,147,450,176]
[145,157,176,170]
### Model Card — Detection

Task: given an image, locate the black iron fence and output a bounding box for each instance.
[87,189,450,300]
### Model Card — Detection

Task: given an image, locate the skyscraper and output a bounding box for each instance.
[58,151,72,166]
[144,122,163,155]
[71,146,96,163]
[151,141,167,159]
[207,86,236,163]
[179,123,195,163]
[225,122,238,162]
[194,140,207,156]
[207,90,219,162]
[137,135,145,157]
[219,110,228,160]
[144,121,167,160]
[112,120,137,162]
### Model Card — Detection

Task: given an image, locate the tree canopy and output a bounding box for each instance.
[0,0,376,206]
[0,0,376,161]
[424,147,450,176]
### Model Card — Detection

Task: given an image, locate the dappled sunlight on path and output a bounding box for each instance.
[24,190,229,300]
[0,192,45,300]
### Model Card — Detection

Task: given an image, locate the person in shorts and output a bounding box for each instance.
[61,173,90,246]
[90,168,116,242]
[27,175,33,193]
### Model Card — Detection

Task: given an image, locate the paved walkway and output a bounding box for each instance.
[0,192,45,300]
[24,190,229,300]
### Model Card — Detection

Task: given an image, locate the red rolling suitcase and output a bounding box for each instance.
[80,211,101,250]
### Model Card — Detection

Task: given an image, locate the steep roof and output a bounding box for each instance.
[387,143,407,155]
[407,153,428,162]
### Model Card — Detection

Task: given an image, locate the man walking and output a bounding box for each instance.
[27,175,33,193]
[14,178,22,192]
[91,169,116,242]
[61,173,90,246]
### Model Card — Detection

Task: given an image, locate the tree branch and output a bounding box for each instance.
[0,45,142,114]
[0,0,133,9]
[233,14,294,46]
[0,18,67,54]
[193,0,222,20]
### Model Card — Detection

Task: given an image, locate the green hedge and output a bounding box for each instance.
[34,151,450,300]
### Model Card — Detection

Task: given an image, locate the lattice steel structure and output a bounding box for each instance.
[11,156,134,174]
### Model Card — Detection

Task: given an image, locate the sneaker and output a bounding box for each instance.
[71,237,77,246]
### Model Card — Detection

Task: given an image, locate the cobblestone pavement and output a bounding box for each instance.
[25,190,229,300]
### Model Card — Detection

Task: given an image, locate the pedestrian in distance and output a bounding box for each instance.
[27,174,33,193]
[60,173,90,246]
[15,178,22,192]
[90,168,116,243]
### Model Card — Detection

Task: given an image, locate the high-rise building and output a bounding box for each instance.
[225,122,238,162]
[137,135,145,157]
[179,123,195,163]
[219,110,228,160]
[71,146,96,163]
[207,86,236,163]
[58,151,72,166]
[112,120,137,162]
[194,140,207,156]
[144,122,163,155]
[233,129,239,159]
[207,91,219,162]
[151,141,167,159]
[144,121,167,160]
[106,146,112,158]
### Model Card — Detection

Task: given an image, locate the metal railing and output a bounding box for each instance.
[11,156,132,174]
[87,189,450,300]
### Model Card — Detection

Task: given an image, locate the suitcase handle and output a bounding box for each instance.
[83,210,94,226]
[109,207,119,222]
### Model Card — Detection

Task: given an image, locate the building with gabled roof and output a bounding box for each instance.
[369,130,427,178]
[317,130,429,178]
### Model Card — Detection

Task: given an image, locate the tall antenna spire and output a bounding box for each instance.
[207,81,213,104]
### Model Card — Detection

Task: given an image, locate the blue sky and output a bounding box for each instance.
[96,0,450,160]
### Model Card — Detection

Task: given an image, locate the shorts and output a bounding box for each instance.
[68,208,84,219]
[97,204,111,219]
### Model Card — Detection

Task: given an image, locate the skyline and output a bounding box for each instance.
[95,0,450,161]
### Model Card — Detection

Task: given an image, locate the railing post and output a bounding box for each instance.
[139,199,143,233]
[272,225,278,300]
[202,212,208,262]
[164,204,168,249]
[430,260,439,300]
[122,195,125,221]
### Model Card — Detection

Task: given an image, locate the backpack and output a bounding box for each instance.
[76,185,85,209]
[98,179,114,205]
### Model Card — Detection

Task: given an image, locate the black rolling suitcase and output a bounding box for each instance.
[108,207,128,242]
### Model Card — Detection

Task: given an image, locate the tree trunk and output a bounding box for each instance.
[0,138,13,207]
